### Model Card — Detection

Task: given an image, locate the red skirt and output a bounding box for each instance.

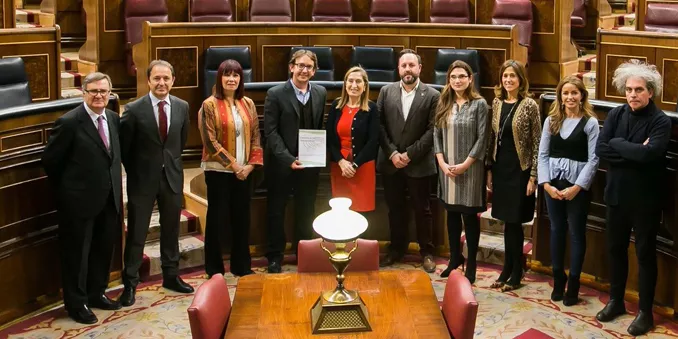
[330,160,376,212]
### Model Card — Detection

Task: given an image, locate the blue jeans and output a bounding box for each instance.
[544,179,590,278]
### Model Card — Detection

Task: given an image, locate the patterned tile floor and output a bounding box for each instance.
[2,256,678,339]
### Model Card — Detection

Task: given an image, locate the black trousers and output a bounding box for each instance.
[447,210,480,266]
[123,170,182,287]
[383,172,435,257]
[203,171,252,276]
[606,204,660,312]
[499,222,524,284]
[266,167,320,261]
[59,191,119,310]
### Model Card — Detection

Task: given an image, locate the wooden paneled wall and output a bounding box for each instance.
[536,94,678,312]
[597,29,678,111]
[40,0,85,40]
[0,27,61,102]
[82,0,575,94]
[2,0,14,28]
[474,0,578,92]
[132,22,526,154]
[635,0,678,31]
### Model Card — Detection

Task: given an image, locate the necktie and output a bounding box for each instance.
[158,100,167,143]
[97,115,109,150]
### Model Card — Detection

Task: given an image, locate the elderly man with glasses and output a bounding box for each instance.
[42,72,122,324]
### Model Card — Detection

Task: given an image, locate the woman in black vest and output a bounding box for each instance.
[537,76,599,306]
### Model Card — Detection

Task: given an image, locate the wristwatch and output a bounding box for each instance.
[352,162,359,169]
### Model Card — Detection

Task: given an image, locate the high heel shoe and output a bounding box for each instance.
[464,262,476,284]
[440,256,465,278]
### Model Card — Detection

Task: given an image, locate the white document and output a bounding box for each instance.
[298,129,326,167]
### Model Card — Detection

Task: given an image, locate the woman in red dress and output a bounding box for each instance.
[326,66,378,212]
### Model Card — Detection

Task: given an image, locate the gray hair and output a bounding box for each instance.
[81,72,112,91]
[612,59,662,98]
[147,59,175,78]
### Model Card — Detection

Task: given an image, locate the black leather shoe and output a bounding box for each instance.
[162,276,194,293]
[596,299,626,322]
[268,259,282,273]
[88,293,121,310]
[119,286,136,307]
[379,253,402,267]
[551,271,567,302]
[67,305,98,324]
[628,310,654,336]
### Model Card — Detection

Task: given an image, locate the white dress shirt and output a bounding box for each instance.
[149,92,171,132]
[84,103,110,147]
[400,79,419,120]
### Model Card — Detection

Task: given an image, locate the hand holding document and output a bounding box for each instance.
[298,129,326,167]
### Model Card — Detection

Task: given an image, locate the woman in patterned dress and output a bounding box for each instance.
[434,60,489,283]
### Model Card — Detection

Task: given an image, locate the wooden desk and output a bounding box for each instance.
[224,270,450,338]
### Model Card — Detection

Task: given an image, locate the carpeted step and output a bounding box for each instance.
[461,231,533,267]
[15,23,42,28]
[578,54,596,73]
[139,234,205,281]
[61,88,83,99]
[60,71,84,90]
[478,208,533,239]
[15,9,41,24]
[60,52,80,72]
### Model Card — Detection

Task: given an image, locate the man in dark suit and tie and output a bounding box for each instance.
[377,49,440,273]
[119,60,193,307]
[264,49,327,273]
[42,72,122,324]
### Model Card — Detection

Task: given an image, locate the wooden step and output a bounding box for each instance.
[578,54,596,73]
[15,9,41,24]
[60,71,84,90]
[60,52,80,72]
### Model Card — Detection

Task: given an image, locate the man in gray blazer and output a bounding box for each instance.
[264,50,327,273]
[119,60,193,307]
[378,49,440,272]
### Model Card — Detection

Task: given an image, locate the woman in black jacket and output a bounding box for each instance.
[326,66,379,212]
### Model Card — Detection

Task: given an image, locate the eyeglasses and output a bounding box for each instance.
[295,63,314,71]
[449,75,469,80]
[84,89,110,97]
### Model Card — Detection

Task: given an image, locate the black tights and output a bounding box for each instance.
[499,222,524,284]
[447,211,480,269]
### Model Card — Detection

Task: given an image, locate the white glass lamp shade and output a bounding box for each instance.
[313,198,368,242]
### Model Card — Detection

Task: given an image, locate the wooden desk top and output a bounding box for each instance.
[224,270,450,339]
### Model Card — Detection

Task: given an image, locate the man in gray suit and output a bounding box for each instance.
[119,60,193,307]
[264,50,327,273]
[378,49,440,272]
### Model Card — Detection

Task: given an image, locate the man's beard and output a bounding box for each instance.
[401,73,418,85]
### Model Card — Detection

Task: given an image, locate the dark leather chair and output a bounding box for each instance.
[190,0,233,22]
[434,49,481,91]
[187,274,232,339]
[297,238,379,273]
[350,46,397,82]
[369,0,410,22]
[249,0,292,22]
[312,0,352,22]
[0,58,32,109]
[124,0,169,76]
[203,47,253,99]
[645,3,678,33]
[491,0,533,50]
[441,270,478,339]
[571,0,586,28]
[430,0,471,24]
[290,47,334,81]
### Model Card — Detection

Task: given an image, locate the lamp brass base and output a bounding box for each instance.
[310,291,372,334]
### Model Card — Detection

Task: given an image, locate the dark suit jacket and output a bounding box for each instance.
[42,104,122,218]
[595,100,671,206]
[120,94,190,196]
[326,99,379,167]
[377,81,440,177]
[264,81,327,174]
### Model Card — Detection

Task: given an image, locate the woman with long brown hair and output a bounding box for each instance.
[198,59,263,278]
[538,75,598,305]
[486,59,541,292]
[434,60,489,283]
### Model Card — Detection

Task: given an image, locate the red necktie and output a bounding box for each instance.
[158,100,167,143]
